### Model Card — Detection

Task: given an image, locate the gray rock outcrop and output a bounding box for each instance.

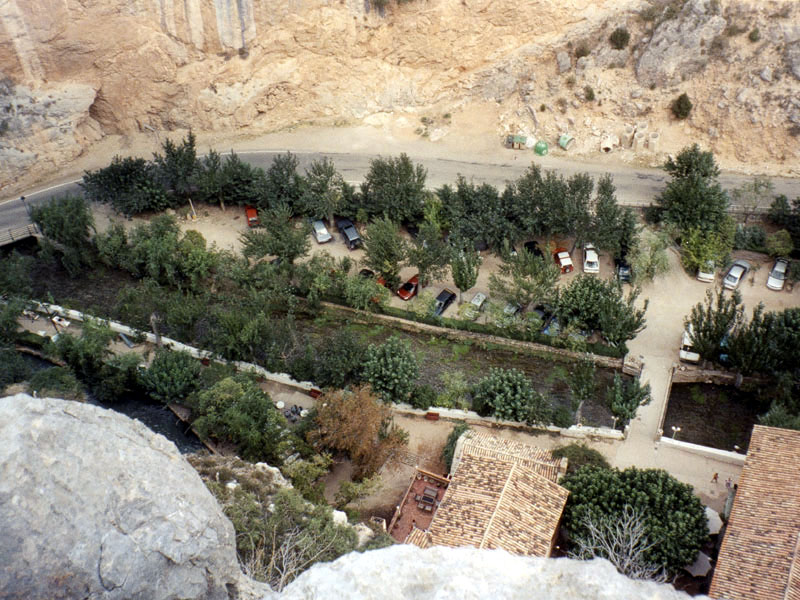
[557,50,572,73]
[786,43,800,81]
[279,545,703,600]
[636,0,726,87]
[0,394,261,600]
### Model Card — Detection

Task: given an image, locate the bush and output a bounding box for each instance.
[733,224,767,252]
[314,329,367,389]
[362,336,419,404]
[606,373,651,426]
[765,229,793,257]
[141,349,201,404]
[609,27,630,49]
[26,366,83,400]
[551,443,610,474]
[748,28,760,42]
[584,85,596,102]
[671,93,693,119]
[409,383,437,410]
[472,367,550,424]
[575,42,591,58]
[0,347,30,390]
[442,422,471,471]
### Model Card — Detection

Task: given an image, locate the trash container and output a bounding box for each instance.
[558,134,575,150]
[534,140,549,156]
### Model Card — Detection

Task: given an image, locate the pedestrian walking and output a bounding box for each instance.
[711,472,719,483]
[725,477,732,489]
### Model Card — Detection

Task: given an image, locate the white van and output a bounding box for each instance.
[679,325,700,363]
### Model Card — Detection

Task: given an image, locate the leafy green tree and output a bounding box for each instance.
[192,376,290,463]
[362,336,419,404]
[81,156,168,215]
[93,352,143,404]
[361,154,427,222]
[680,226,731,273]
[406,220,449,288]
[302,157,344,226]
[731,176,774,224]
[606,373,651,426]
[282,454,332,503]
[442,422,471,471]
[141,349,201,404]
[767,195,800,249]
[241,203,310,267]
[218,151,266,207]
[361,218,407,290]
[759,403,800,431]
[609,27,630,49]
[489,250,559,310]
[471,367,550,425]
[193,149,226,209]
[263,152,305,212]
[686,289,744,361]
[0,346,29,390]
[618,208,639,258]
[726,306,800,376]
[450,238,481,303]
[0,250,33,296]
[628,229,671,283]
[26,366,82,400]
[343,274,390,311]
[766,229,793,257]
[562,466,708,574]
[556,276,647,345]
[94,222,130,269]
[656,145,729,235]
[592,175,624,255]
[48,319,115,385]
[551,443,610,475]
[152,132,199,201]
[334,475,381,509]
[569,354,596,409]
[671,93,693,119]
[30,195,95,276]
[314,329,367,389]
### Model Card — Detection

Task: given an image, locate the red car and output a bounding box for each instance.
[553,247,574,273]
[245,205,260,227]
[397,275,419,300]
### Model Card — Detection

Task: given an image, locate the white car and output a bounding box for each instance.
[583,244,599,274]
[469,292,487,312]
[723,259,751,290]
[679,325,700,363]
[697,261,715,283]
[311,220,332,243]
[766,258,789,291]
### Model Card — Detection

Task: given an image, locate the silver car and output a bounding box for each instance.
[766,258,789,291]
[723,259,751,290]
[311,220,332,243]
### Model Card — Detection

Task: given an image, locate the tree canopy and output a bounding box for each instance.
[361,153,427,223]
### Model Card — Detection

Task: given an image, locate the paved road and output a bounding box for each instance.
[2,150,800,232]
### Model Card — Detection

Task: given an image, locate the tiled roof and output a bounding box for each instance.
[422,432,569,557]
[405,527,431,549]
[710,425,800,600]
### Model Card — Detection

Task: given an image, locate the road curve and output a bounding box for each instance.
[2,150,799,232]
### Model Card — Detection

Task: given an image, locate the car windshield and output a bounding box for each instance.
[725,269,741,282]
[401,282,415,291]
[771,264,786,279]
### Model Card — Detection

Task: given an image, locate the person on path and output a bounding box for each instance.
[711,472,719,483]
[725,477,732,489]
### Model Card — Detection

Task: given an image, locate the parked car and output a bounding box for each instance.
[679,324,700,363]
[434,289,457,316]
[766,258,789,291]
[697,260,716,283]
[311,220,332,243]
[469,292,487,312]
[503,302,521,316]
[553,247,574,273]
[541,315,561,337]
[359,268,375,278]
[615,257,632,283]
[405,223,420,239]
[336,218,362,250]
[583,244,599,274]
[723,259,751,290]
[524,240,544,259]
[397,274,419,300]
[245,205,260,227]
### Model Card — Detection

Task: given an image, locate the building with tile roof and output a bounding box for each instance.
[709,425,800,600]
[398,432,569,557]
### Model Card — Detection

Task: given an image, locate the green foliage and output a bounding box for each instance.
[562,466,708,574]
[551,443,610,474]
[241,203,310,266]
[0,250,33,296]
[48,319,115,386]
[26,366,83,400]
[748,27,760,42]
[766,229,793,257]
[767,194,800,250]
[449,237,482,302]
[215,151,266,207]
[592,176,632,257]
[680,225,732,273]
[94,222,129,269]
[151,132,199,200]
[263,152,305,212]
[81,156,169,216]
[472,367,549,424]
[671,93,693,119]
[437,370,470,409]
[759,403,800,431]
[442,422,471,471]
[0,299,23,345]
[583,85,595,102]
[686,289,743,361]
[609,27,630,49]
[334,475,381,510]
[360,153,427,223]
[556,275,647,345]
[489,249,559,310]
[282,454,332,503]
[314,328,367,389]
[0,347,30,390]
[362,336,419,403]
[344,274,390,311]
[362,218,407,289]
[409,383,437,409]
[192,376,291,463]
[657,145,729,237]
[30,195,95,276]
[569,354,596,408]
[301,157,344,225]
[92,352,143,404]
[726,306,800,376]
[606,373,651,425]
[141,348,201,404]
[733,224,767,252]
[407,220,449,287]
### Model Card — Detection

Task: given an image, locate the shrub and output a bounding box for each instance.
[671,93,693,119]
[575,42,591,58]
[26,366,83,400]
[314,329,367,389]
[605,373,651,426]
[362,336,419,404]
[437,370,470,409]
[584,86,596,102]
[609,27,630,50]
[0,347,30,390]
[733,224,767,252]
[141,349,201,404]
[442,422,471,472]
[748,28,760,42]
[551,443,610,474]
[409,383,437,410]
[472,367,550,425]
[765,229,793,257]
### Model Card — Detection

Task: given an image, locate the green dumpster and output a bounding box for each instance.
[534,140,549,156]
[559,134,575,150]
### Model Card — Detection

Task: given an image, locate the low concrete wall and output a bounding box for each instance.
[658,436,747,466]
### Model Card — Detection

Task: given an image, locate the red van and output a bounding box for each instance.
[245,205,260,227]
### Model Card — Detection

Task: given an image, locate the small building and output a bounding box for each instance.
[709,425,800,600]
[391,432,569,557]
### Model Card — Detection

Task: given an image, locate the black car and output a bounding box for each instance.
[335,218,362,249]
[615,257,632,283]
[433,289,457,316]
[335,217,355,233]
[359,268,375,278]
[524,241,544,259]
